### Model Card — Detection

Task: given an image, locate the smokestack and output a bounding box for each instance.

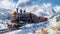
[16,8,18,13]
[20,9,22,14]
[24,10,26,13]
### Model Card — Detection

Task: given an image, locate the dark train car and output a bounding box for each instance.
[18,12,39,23]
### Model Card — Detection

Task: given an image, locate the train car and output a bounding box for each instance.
[38,16,48,22]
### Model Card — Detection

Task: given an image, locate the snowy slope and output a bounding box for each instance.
[3,21,49,34]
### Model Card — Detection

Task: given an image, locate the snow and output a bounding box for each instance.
[4,30,22,34]
[2,21,49,34]
[0,24,7,30]
[47,29,57,34]
[0,19,59,34]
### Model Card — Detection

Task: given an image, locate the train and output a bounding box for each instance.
[16,8,48,23]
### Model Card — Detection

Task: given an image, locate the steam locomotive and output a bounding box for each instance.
[16,8,48,24]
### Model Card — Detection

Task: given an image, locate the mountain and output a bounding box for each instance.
[25,6,56,18]
[0,8,12,20]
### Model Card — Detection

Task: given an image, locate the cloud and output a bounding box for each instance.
[53,6,60,13]
[16,0,30,8]
[0,0,16,9]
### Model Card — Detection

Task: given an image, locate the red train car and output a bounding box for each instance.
[38,16,48,22]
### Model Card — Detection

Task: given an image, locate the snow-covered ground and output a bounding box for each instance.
[0,21,49,34]
[0,20,60,34]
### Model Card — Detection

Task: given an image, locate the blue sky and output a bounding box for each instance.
[12,0,60,5]
[10,0,19,3]
[12,0,60,6]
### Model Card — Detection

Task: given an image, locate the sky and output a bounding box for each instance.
[0,0,60,17]
[0,0,60,9]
